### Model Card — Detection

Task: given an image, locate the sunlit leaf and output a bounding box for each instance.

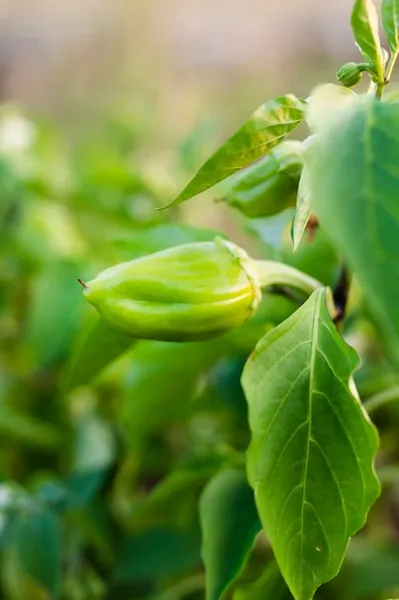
[165,95,306,207]
[242,289,380,600]
[199,469,261,600]
[351,0,384,79]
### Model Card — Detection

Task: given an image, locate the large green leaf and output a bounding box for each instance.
[382,0,399,53]
[165,95,306,207]
[199,469,261,600]
[242,289,380,600]
[308,97,399,361]
[15,506,61,598]
[351,0,384,80]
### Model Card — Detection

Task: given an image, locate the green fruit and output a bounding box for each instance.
[226,141,303,218]
[82,239,261,342]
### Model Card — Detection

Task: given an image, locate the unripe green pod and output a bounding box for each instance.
[225,141,303,218]
[336,62,363,87]
[82,239,261,342]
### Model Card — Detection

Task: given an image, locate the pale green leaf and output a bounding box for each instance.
[351,0,384,79]
[165,95,306,207]
[306,84,358,134]
[199,469,261,600]
[382,0,399,53]
[292,167,312,251]
[242,289,380,600]
[308,97,399,361]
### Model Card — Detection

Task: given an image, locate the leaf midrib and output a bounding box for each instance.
[299,289,322,577]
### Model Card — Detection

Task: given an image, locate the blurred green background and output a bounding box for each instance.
[1,1,399,599]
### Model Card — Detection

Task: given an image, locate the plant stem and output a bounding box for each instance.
[332,266,351,326]
[363,385,399,414]
[385,50,399,86]
[255,261,322,297]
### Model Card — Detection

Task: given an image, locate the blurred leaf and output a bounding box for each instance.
[0,405,63,449]
[242,289,380,600]
[305,85,358,134]
[122,338,234,442]
[233,561,293,600]
[130,466,217,528]
[382,0,399,53]
[111,224,226,259]
[26,260,83,368]
[65,467,110,509]
[74,413,117,471]
[199,469,261,600]
[65,316,134,390]
[345,540,399,596]
[15,506,61,598]
[114,527,201,582]
[309,98,399,361]
[351,0,384,79]
[166,95,306,207]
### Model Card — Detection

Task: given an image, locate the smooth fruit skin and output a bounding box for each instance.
[83,239,261,342]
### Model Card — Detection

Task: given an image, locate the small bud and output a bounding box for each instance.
[226,141,303,218]
[82,239,261,342]
[336,62,363,88]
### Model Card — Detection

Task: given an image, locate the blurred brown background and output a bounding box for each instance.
[0,0,360,133]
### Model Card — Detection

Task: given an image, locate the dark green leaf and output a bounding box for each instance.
[115,527,201,582]
[351,0,384,79]
[233,561,293,600]
[165,95,306,207]
[199,469,261,600]
[130,467,217,528]
[242,289,380,600]
[65,316,134,390]
[308,98,399,361]
[382,0,399,53]
[15,507,61,598]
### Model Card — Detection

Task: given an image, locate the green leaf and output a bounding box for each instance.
[15,507,61,598]
[130,466,217,528]
[199,469,261,600]
[26,260,83,368]
[382,0,399,53]
[65,316,134,390]
[165,95,306,207]
[115,527,201,582]
[292,166,312,251]
[306,85,358,134]
[351,0,384,80]
[111,224,226,259]
[242,289,380,600]
[308,98,399,361]
[233,561,293,600]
